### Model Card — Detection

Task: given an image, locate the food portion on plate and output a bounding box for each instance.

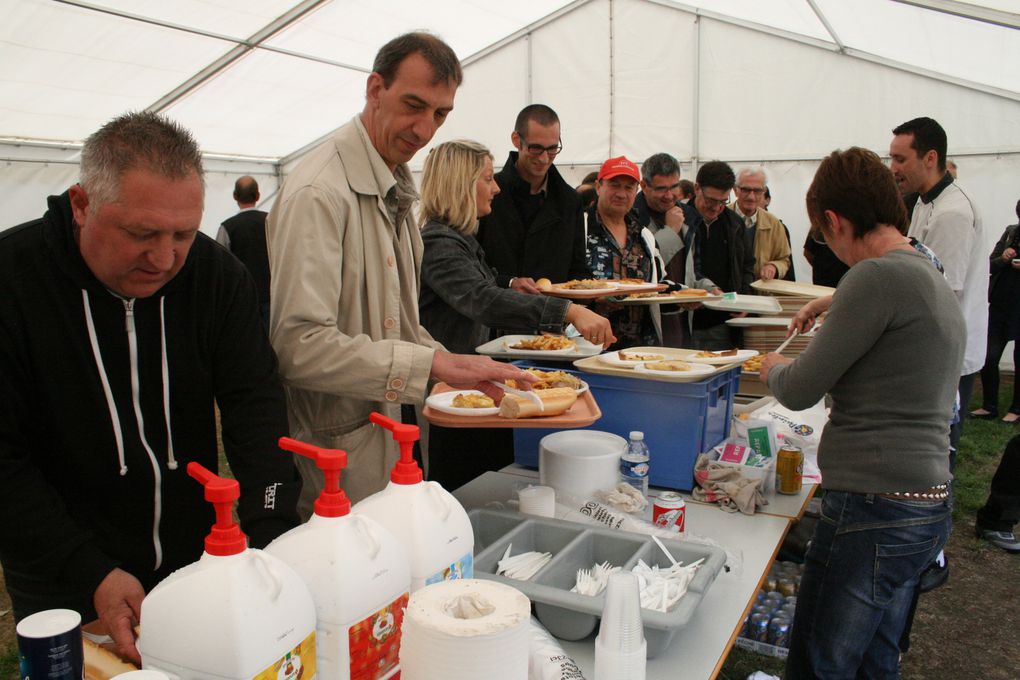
[642,359,695,372]
[693,349,737,358]
[508,335,577,351]
[669,288,709,297]
[616,277,646,285]
[742,354,765,373]
[507,368,585,392]
[498,386,577,419]
[555,279,617,290]
[451,392,496,409]
[618,350,665,361]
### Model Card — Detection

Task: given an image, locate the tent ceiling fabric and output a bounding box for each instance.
[1,0,1017,161]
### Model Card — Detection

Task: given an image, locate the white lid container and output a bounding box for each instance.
[267,437,411,680]
[353,413,474,592]
[139,463,317,680]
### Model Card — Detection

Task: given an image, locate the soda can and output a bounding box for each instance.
[749,612,770,642]
[768,616,792,648]
[781,603,798,619]
[764,574,778,592]
[776,445,804,495]
[777,577,797,597]
[653,492,686,532]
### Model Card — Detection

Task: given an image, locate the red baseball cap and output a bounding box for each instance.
[597,156,640,182]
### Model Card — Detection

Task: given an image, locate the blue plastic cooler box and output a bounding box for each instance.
[513,363,740,491]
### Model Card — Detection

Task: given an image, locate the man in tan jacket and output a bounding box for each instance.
[267,32,530,513]
[732,167,792,280]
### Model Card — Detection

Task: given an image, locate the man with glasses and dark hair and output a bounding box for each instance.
[477,104,589,297]
[686,161,756,350]
[732,167,793,281]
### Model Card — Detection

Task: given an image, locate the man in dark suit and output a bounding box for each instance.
[217,176,270,329]
[476,104,590,302]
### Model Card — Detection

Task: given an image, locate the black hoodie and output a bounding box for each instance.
[0,192,300,621]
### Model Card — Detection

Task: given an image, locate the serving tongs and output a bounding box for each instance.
[488,380,545,412]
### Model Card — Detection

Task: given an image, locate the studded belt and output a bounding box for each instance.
[878,482,950,503]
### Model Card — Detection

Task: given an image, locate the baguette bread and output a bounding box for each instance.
[84,637,138,680]
[498,387,577,419]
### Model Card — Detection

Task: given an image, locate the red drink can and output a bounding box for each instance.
[653,492,686,532]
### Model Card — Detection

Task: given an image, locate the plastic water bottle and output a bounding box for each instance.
[620,431,650,498]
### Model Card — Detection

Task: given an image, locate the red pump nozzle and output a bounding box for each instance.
[369,412,423,485]
[187,462,248,556]
[278,437,350,518]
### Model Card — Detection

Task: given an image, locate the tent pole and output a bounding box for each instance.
[609,0,616,157]
[691,13,700,176]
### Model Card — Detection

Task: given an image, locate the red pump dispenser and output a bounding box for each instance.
[369,411,423,485]
[278,437,351,518]
[186,462,247,556]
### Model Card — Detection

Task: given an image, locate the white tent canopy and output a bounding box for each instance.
[3,0,1019,281]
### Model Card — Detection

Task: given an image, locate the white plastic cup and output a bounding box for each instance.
[16,609,83,680]
[518,485,555,517]
[594,572,646,680]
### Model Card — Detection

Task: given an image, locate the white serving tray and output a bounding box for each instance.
[476,334,604,361]
[702,294,783,315]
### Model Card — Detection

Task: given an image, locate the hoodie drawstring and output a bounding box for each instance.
[82,290,128,476]
[158,298,177,471]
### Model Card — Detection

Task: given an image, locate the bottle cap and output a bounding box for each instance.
[369,412,423,485]
[278,437,350,517]
[187,462,247,556]
[629,431,644,441]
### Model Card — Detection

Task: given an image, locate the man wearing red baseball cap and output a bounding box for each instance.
[583,156,664,348]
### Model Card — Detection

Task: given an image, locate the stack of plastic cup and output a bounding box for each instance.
[594,571,646,680]
[518,485,556,517]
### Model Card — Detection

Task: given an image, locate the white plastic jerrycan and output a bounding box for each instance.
[138,463,318,680]
[266,437,411,680]
[353,412,474,592]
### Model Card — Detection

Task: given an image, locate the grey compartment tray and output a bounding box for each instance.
[468,508,727,658]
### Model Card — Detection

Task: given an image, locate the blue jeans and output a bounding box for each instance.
[785,491,951,679]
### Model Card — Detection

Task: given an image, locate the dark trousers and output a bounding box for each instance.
[976,434,1020,532]
[426,426,514,492]
[979,320,1020,415]
[949,371,978,466]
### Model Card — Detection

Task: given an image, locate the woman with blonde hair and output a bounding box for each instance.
[419,140,613,488]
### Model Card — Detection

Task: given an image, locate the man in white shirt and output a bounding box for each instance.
[890,116,986,459]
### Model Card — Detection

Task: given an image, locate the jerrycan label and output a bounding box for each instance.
[348,591,408,680]
[252,630,316,680]
[424,552,473,586]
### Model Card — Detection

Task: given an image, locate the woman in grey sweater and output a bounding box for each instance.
[760,148,965,679]
[417,140,613,489]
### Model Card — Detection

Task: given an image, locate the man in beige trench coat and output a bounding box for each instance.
[267,32,530,514]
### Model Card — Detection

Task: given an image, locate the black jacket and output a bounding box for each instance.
[686,206,756,329]
[220,209,270,304]
[477,152,590,284]
[0,193,300,621]
[419,220,571,352]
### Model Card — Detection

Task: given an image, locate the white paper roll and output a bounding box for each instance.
[401,579,531,680]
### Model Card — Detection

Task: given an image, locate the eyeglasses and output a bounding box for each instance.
[520,138,563,157]
[700,195,730,208]
[649,182,682,194]
[736,185,765,195]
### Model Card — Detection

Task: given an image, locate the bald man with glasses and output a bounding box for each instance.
[477,104,590,308]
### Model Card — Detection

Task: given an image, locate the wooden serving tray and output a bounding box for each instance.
[542,282,667,299]
[423,383,602,429]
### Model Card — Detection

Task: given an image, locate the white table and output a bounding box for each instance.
[454,469,797,680]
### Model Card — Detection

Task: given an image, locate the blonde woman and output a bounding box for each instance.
[418,140,613,489]
[418,140,613,355]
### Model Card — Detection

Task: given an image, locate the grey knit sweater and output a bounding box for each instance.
[768,249,965,493]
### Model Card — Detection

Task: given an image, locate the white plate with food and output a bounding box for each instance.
[633,360,716,378]
[424,390,500,416]
[610,278,657,290]
[597,349,669,367]
[503,335,577,354]
[684,348,759,365]
[508,368,590,394]
[553,279,619,292]
[475,335,603,360]
[618,290,724,305]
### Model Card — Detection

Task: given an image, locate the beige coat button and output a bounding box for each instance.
[384,317,396,329]
[385,390,398,402]
[390,378,404,390]
[387,255,395,267]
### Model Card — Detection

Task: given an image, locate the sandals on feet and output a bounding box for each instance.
[970,408,998,420]
[1002,412,1020,424]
